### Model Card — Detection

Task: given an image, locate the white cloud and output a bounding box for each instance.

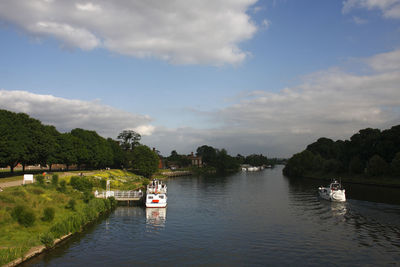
[0,0,258,65]
[146,49,400,157]
[353,16,368,24]
[343,0,400,19]
[0,90,153,139]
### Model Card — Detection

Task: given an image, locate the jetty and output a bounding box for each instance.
[95,190,143,203]
[161,171,192,177]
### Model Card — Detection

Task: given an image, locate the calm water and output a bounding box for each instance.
[24,166,400,266]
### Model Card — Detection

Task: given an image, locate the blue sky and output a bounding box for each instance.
[1,0,400,157]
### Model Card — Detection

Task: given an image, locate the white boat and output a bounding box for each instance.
[318,180,346,202]
[146,179,167,208]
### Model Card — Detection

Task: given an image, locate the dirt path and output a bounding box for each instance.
[0,179,24,188]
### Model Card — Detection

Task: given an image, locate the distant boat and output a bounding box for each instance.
[318,180,346,202]
[146,179,167,208]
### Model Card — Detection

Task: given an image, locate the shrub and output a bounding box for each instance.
[42,207,55,222]
[51,174,59,187]
[40,232,54,248]
[100,179,107,190]
[83,191,94,203]
[35,175,45,186]
[65,199,76,211]
[11,205,35,227]
[70,176,93,192]
[58,180,67,193]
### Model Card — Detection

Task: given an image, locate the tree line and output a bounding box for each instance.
[283,125,400,178]
[0,109,159,176]
[163,145,273,173]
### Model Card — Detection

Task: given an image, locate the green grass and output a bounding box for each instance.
[0,180,118,265]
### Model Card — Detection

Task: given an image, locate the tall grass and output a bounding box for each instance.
[0,182,116,266]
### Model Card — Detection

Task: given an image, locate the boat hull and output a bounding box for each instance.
[318,187,346,202]
[145,193,167,208]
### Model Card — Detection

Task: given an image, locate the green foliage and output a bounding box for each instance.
[366,155,389,177]
[42,207,55,222]
[283,150,314,177]
[100,179,107,190]
[349,156,364,174]
[131,145,159,177]
[58,180,67,192]
[35,175,45,185]
[285,125,400,178]
[117,130,141,151]
[166,150,191,168]
[40,232,54,248]
[83,191,94,203]
[391,152,400,176]
[65,199,76,211]
[11,205,36,227]
[51,174,59,187]
[70,176,93,192]
[244,154,268,166]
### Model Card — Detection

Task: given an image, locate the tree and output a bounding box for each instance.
[391,152,400,177]
[283,150,315,177]
[196,145,217,166]
[131,145,159,177]
[349,156,364,174]
[366,155,389,177]
[117,130,141,151]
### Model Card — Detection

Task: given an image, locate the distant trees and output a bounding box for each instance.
[283,125,400,179]
[117,130,141,151]
[0,109,126,172]
[196,145,239,173]
[131,145,159,177]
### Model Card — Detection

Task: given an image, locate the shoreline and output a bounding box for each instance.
[2,233,72,267]
[300,174,400,188]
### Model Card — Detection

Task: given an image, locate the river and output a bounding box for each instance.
[23,166,400,266]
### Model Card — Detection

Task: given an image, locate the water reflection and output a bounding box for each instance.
[146,208,167,227]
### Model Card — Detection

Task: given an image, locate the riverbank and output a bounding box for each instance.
[0,170,146,266]
[301,172,400,188]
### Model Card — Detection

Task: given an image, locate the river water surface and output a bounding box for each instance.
[23,166,400,266]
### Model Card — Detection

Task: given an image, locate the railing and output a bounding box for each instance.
[95,190,143,200]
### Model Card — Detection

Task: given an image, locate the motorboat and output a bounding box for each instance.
[146,179,167,208]
[318,180,346,202]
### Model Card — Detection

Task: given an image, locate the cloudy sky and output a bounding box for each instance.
[1,0,400,157]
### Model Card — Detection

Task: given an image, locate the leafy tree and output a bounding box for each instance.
[117,130,141,151]
[283,150,314,177]
[131,145,159,177]
[349,156,364,174]
[107,138,126,168]
[71,128,113,169]
[215,149,239,173]
[366,155,389,177]
[196,145,217,166]
[390,152,400,177]
[245,154,268,166]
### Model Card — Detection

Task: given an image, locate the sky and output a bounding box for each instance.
[1,0,400,158]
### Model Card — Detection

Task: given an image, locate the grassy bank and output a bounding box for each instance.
[303,171,400,187]
[0,169,146,266]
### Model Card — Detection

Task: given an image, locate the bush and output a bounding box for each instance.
[40,232,54,248]
[51,174,59,187]
[35,175,45,186]
[70,176,93,192]
[11,205,36,227]
[83,191,94,203]
[100,179,107,190]
[65,199,76,211]
[58,180,67,193]
[42,207,55,222]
